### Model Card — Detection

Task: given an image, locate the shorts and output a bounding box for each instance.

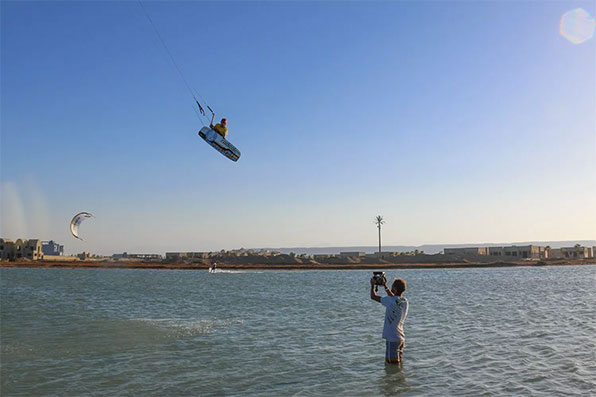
[385,339,404,364]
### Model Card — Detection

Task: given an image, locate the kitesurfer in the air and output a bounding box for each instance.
[210,118,228,138]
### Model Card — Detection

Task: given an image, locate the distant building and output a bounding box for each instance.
[166,252,210,260]
[112,252,162,259]
[488,245,546,259]
[23,239,43,260]
[42,240,64,256]
[367,252,401,259]
[339,251,365,258]
[112,252,161,260]
[230,248,255,255]
[442,245,547,259]
[1,238,13,259]
[248,249,281,256]
[188,252,210,258]
[0,238,44,260]
[444,247,488,256]
[0,238,16,260]
[314,254,336,261]
[129,253,162,260]
[548,246,593,259]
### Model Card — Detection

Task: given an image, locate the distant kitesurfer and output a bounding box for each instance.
[210,118,228,138]
[370,276,409,364]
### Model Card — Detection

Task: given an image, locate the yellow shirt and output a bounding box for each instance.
[213,123,228,138]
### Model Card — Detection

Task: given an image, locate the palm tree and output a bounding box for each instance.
[374,215,385,253]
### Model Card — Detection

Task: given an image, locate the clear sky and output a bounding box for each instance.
[1,1,595,255]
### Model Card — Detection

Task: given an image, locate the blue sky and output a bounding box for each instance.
[1,1,595,254]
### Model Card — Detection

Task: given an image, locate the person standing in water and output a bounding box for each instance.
[370,276,409,364]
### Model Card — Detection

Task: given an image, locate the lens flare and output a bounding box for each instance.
[0,182,27,238]
[560,8,595,44]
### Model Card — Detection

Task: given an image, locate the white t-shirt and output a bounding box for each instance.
[380,295,409,341]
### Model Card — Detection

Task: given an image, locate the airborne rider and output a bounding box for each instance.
[210,118,228,138]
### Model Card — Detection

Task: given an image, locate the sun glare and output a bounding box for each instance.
[559,8,595,44]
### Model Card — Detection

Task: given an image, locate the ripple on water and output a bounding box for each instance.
[1,265,596,395]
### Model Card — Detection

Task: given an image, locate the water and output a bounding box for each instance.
[1,266,595,396]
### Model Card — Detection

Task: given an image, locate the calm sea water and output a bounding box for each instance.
[1,266,595,396]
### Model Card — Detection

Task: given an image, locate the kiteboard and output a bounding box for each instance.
[198,127,241,162]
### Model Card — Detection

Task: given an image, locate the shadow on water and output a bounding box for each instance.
[377,363,411,396]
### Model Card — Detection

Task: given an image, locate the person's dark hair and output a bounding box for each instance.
[392,278,406,295]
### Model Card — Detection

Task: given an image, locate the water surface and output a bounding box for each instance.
[2,266,595,395]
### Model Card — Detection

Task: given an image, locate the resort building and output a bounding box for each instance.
[166,250,282,260]
[548,246,594,259]
[339,251,366,258]
[166,252,186,260]
[166,252,211,260]
[42,240,64,256]
[314,254,336,261]
[0,238,44,260]
[444,247,488,256]
[129,253,162,259]
[488,245,546,259]
[443,245,548,259]
[367,252,401,259]
[113,252,162,260]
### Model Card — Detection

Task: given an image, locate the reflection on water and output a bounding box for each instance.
[378,364,409,396]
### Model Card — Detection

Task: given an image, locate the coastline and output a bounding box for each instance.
[1,258,594,271]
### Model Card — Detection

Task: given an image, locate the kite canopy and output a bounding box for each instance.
[70,212,94,240]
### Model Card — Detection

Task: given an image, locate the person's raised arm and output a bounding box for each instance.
[383,279,395,297]
[370,278,381,302]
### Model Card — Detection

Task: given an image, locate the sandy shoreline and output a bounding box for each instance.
[1,259,593,271]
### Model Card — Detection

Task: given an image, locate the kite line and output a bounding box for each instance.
[137,0,214,125]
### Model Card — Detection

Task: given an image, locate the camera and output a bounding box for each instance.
[372,271,386,286]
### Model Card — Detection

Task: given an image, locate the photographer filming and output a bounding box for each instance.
[370,273,409,364]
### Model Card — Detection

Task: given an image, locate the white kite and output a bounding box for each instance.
[70,212,94,240]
